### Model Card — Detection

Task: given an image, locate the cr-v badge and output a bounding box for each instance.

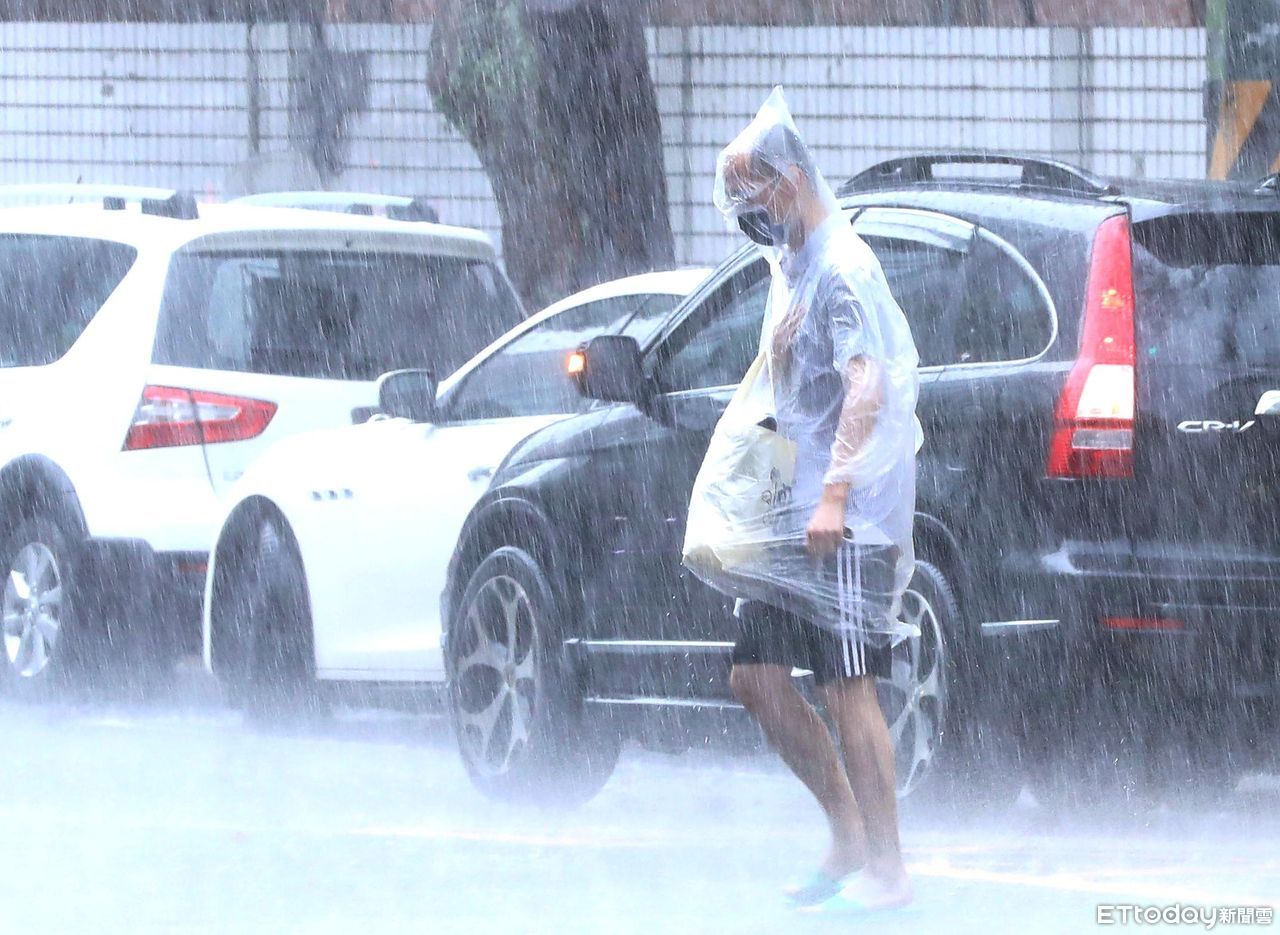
[1176,420,1256,433]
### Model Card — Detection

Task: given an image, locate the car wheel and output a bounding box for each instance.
[1134,701,1244,807]
[0,517,86,698]
[1023,692,1156,815]
[218,518,325,724]
[449,546,619,805]
[877,560,1024,811]
[1144,745,1241,807]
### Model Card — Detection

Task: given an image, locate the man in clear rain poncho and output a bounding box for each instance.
[683,87,919,914]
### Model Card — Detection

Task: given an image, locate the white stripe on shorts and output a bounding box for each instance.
[855,546,866,676]
[836,543,853,676]
[837,543,867,678]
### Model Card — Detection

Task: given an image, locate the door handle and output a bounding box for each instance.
[1256,390,1280,417]
[468,465,494,483]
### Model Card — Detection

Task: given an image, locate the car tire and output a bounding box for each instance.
[217,518,326,725]
[1022,692,1157,815]
[0,516,88,699]
[448,546,620,806]
[878,560,1025,813]
[0,514,187,703]
[1137,703,1245,807]
[1144,750,1241,807]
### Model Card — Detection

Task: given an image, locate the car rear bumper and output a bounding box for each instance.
[994,539,1280,701]
[77,538,207,653]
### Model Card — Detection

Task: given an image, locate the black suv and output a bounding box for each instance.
[442,154,1280,806]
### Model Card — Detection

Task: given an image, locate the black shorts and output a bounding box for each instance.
[730,543,896,685]
[732,601,892,684]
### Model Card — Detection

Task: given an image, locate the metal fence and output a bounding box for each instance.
[0,21,1207,268]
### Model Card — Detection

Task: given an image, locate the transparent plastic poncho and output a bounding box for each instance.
[683,87,922,649]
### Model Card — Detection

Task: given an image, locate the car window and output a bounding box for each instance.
[153,250,524,381]
[953,235,1054,363]
[862,234,967,368]
[0,234,137,368]
[865,231,1051,366]
[1133,212,1280,368]
[655,262,770,392]
[445,292,683,421]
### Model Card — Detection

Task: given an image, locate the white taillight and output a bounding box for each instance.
[1074,364,1134,421]
[1070,428,1134,450]
[132,394,239,428]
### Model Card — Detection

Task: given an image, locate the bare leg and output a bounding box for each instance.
[730,663,867,877]
[819,675,913,905]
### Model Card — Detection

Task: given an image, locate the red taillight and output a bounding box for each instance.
[123,386,276,451]
[1102,616,1185,632]
[1047,214,1137,479]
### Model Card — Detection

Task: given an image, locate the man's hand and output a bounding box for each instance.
[806,484,850,557]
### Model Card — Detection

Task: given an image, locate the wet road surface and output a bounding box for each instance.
[2,673,1276,934]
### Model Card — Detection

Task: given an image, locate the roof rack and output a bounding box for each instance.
[839,153,1117,197]
[231,191,441,223]
[0,183,199,219]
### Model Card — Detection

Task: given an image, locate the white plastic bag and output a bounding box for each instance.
[683,353,797,577]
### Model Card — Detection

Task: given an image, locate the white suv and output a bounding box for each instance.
[0,187,524,695]
[201,268,709,713]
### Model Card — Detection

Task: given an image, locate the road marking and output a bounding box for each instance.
[0,803,1271,904]
[354,826,662,849]
[352,824,1275,903]
[907,863,1268,904]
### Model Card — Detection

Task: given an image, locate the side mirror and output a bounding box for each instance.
[568,335,649,405]
[377,368,438,422]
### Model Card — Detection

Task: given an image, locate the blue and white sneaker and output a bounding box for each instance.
[798,875,915,915]
[783,870,852,908]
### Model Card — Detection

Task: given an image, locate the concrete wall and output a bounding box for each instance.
[0,22,1208,267]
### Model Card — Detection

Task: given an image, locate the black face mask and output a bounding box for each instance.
[737,208,774,246]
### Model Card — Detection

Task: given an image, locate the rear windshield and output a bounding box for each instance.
[154,251,525,381]
[1134,213,1280,367]
[0,234,137,367]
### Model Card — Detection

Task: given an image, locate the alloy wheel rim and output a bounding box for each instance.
[2,543,64,678]
[879,585,948,799]
[454,574,539,778]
